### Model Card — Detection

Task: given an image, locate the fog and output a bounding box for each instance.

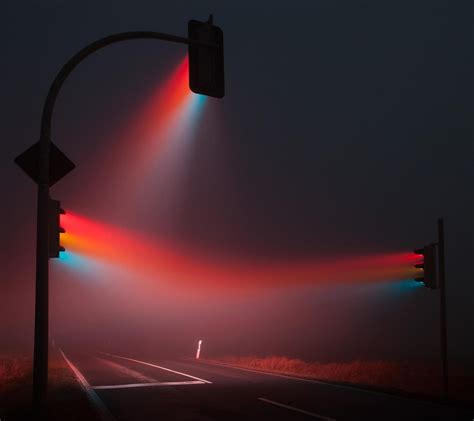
[1,1,472,370]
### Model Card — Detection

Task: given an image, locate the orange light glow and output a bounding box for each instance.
[59,212,421,294]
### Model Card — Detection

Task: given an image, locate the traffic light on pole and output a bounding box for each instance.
[413,244,438,289]
[49,198,65,258]
[188,15,224,98]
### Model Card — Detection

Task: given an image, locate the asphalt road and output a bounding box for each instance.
[60,350,473,421]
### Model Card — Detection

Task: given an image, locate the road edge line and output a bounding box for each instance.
[194,359,456,408]
[59,348,116,421]
[195,358,339,386]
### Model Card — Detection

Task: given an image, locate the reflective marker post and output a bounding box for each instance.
[196,340,203,359]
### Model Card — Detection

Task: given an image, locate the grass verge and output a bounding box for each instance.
[0,349,100,420]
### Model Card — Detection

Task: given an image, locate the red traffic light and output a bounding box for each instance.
[413,244,438,289]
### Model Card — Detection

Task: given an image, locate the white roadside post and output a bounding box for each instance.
[196,340,203,359]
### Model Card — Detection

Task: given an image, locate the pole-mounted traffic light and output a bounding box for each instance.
[412,219,448,398]
[48,198,65,258]
[16,23,226,411]
[188,15,224,98]
[413,244,438,289]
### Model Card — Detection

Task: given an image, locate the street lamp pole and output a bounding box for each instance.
[32,29,219,413]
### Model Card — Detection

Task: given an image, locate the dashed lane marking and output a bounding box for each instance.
[258,398,336,420]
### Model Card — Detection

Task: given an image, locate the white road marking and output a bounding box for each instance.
[258,398,336,421]
[59,348,116,421]
[93,380,205,390]
[97,357,157,383]
[99,352,213,384]
[198,359,437,406]
[196,359,330,385]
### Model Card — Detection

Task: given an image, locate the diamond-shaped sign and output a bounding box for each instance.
[14,141,75,187]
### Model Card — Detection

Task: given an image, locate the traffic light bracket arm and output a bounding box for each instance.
[31,26,220,411]
[39,31,217,151]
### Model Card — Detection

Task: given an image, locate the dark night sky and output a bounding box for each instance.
[1,1,472,365]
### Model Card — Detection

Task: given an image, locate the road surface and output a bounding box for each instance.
[60,350,473,420]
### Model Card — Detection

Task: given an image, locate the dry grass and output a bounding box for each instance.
[211,355,474,404]
[0,355,33,419]
[0,351,100,420]
[0,355,32,391]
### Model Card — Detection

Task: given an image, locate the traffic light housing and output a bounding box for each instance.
[49,198,65,258]
[413,244,438,289]
[188,15,224,98]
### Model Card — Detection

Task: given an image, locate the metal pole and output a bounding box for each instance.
[32,163,50,414]
[438,217,449,399]
[31,30,213,411]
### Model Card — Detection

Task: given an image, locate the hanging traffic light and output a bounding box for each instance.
[49,198,65,258]
[413,244,438,289]
[188,15,224,98]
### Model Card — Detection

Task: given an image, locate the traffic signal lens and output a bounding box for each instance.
[412,244,438,289]
[49,198,66,258]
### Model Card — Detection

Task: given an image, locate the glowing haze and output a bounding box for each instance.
[1,1,471,370]
[58,211,420,293]
[53,56,420,293]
